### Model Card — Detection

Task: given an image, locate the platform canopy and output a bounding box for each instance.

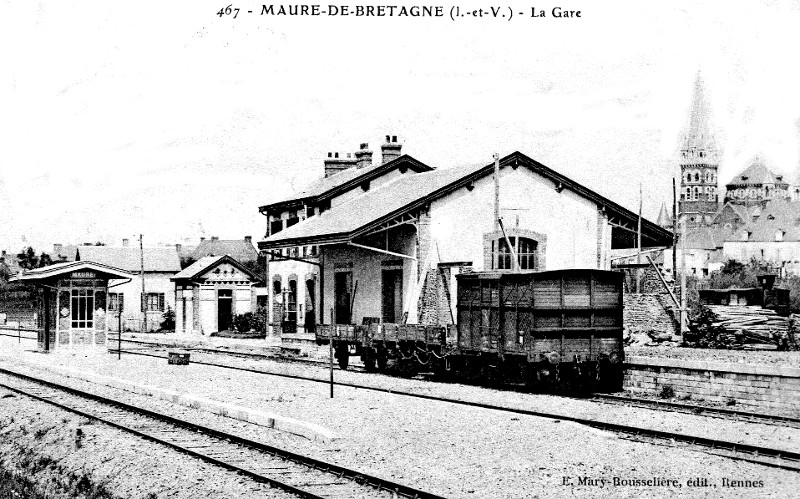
[10,260,134,284]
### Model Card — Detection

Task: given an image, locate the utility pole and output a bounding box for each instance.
[636,183,642,293]
[672,177,678,287]
[493,153,500,231]
[679,219,687,338]
[140,234,147,332]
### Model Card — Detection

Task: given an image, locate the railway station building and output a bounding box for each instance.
[171,255,261,335]
[259,144,672,332]
[10,261,134,350]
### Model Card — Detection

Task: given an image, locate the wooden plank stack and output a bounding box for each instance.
[703,305,788,349]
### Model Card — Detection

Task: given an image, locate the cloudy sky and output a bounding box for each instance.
[2,0,800,253]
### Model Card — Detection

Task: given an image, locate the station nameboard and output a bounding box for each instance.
[69,271,97,279]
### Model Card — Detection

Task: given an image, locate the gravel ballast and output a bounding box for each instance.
[0,385,289,499]
[2,336,799,498]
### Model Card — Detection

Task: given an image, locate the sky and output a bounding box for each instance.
[2,0,800,254]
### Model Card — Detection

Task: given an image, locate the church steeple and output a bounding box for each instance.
[678,72,720,227]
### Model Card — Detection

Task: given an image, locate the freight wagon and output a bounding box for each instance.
[317,268,624,391]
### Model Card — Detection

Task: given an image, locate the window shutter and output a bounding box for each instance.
[119,294,124,312]
[141,294,146,312]
[159,294,165,311]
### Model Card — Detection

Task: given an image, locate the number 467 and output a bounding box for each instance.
[217,4,240,18]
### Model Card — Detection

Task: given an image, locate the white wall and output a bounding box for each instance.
[430,166,601,270]
[107,271,176,331]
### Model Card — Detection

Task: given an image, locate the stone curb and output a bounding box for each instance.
[0,355,338,442]
[628,355,800,378]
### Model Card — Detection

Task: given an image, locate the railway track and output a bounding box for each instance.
[4,332,799,472]
[108,336,800,428]
[0,367,446,499]
[88,344,800,472]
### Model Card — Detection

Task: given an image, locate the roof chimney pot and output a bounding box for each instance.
[355,143,373,169]
[381,134,403,164]
[122,238,129,247]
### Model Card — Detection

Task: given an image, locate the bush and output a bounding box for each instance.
[160,306,175,331]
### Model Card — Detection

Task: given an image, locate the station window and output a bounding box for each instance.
[492,237,538,270]
[71,289,95,329]
[109,293,124,312]
[270,219,283,235]
[142,293,165,312]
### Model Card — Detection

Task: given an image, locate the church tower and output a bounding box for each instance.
[678,73,720,227]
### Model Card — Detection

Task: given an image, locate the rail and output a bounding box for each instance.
[0,367,448,499]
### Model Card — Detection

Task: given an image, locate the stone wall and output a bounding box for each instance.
[625,356,800,414]
[624,294,678,336]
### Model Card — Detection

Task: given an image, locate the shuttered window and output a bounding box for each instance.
[141,293,165,312]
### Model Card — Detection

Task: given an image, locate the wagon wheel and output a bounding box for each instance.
[336,345,350,370]
[363,348,377,372]
[376,348,388,372]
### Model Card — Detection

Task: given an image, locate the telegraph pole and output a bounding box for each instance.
[672,177,678,286]
[140,234,147,332]
[493,153,500,231]
[636,183,642,293]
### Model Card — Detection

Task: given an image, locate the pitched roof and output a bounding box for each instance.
[734,199,800,242]
[258,155,434,212]
[171,255,260,282]
[260,151,673,249]
[76,246,181,272]
[52,245,78,262]
[10,261,135,282]
[656,202,672,227]
[726,156,787,187]
[189,239,258,263]
[683,226,731,250]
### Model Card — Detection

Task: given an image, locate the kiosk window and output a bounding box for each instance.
[71,289,94,329]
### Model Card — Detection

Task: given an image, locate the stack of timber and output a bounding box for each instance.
[703,305,789,349]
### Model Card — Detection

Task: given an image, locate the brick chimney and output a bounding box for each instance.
[244,236,252,243]
[200,237,206,242]
[211,236,219,241]
[122,238,129,247]
[355,143,373,169]
[381,135,402,164]
[175,243,182,254]
[324,152,358,177]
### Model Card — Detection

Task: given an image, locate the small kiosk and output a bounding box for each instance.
[11,261,134,350]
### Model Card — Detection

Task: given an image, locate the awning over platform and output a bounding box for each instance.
[11,261,135,283]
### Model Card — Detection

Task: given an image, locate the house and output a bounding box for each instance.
[189,236,258,264]
[52,244,78,262]
[76,242,181,332]
[722,199,800,276]
[257,135,434,334]
[171,255,261,335]
[259,149,672,329]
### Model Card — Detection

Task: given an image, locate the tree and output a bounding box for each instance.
[38,253,53,268]
[16,247,38,270]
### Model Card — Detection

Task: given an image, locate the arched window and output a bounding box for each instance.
[492,237,539,270]
[694,173,699,182]
[686,173,691,183]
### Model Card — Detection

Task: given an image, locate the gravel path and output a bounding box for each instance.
[1,337,799,498]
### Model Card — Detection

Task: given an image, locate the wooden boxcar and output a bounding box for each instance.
[317,268,624,391]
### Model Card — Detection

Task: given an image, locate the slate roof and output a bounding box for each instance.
[726,156,788,187]
[260,151,674,249]
[52,245,78,262]
[76,246,181,272]
[734,199,800,242]
[11,261,134,282]
[683,226,731,250]
[259,155,434,211]
[190,239,258,263]
[171,255,260,282]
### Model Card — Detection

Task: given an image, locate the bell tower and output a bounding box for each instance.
[678,73,720,227]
